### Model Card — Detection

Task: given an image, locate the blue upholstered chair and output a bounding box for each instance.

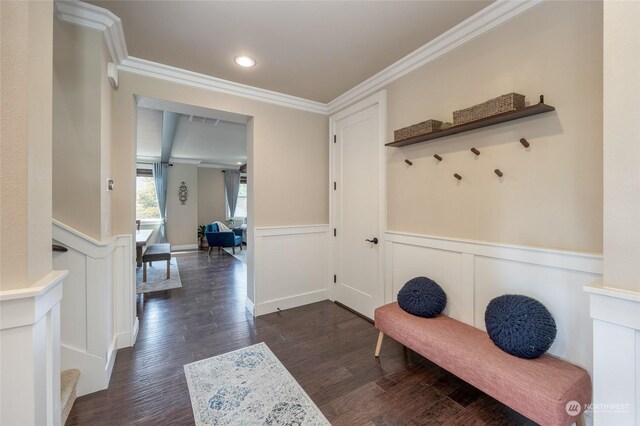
[205,223,243,254]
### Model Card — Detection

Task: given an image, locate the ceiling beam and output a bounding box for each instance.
[161,111,179,163]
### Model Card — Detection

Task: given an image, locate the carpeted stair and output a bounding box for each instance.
[61,369,80,425]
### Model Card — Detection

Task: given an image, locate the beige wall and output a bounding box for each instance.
[0,0,54,290]
[52,20,112,241]
[385,1,602,253]
[166,163,198,246]
[197,168,226,225]
[112,72,328,237]
[602,1,640,291]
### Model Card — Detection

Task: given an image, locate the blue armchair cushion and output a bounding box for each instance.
[204,222,242,248]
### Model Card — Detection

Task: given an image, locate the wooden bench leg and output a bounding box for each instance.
[575,413,585,426]
[166,258,170,280]
[143,262,147,282]
[375,331,384,357]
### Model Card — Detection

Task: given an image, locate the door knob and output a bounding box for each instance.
[365,237,379,244]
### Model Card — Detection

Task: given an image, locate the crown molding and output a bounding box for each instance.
[326,0,544,115]
[54,0,543,117]
[118,57,328,115]
[54,0,128,64]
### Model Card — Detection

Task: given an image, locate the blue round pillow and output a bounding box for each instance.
[397,276,447,318]
[485,295,556,359]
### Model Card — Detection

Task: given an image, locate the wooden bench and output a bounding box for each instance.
[374,302,591,426]
[141,243,171,282]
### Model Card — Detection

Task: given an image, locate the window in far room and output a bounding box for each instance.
[136,168,160,220]
[233,182,248,219]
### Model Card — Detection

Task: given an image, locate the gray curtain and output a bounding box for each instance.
[153,162,169,243]
[224,169,241,219]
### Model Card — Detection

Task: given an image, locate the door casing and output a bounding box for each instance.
[328,90,388,314]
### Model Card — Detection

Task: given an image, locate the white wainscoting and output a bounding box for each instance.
[254,225,330,316]
[0,270,67,426]
[585,282,640,425]
[52,220,138,396]
[385,231,603,376]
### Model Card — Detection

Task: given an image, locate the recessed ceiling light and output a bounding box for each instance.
[234,55,255,68]
[236,162,243,165]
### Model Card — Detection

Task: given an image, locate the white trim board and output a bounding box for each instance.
[55,0,542,115]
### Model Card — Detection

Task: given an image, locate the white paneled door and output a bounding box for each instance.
[331,91,386,319]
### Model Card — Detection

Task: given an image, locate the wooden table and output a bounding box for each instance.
[136,229,153,267]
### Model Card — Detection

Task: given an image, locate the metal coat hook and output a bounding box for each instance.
[434,154,442,161]
[494,169,504,177]
[471,148,480,156]
[520,138,530,148]
[454,173,462,181]
[404,159,413,166]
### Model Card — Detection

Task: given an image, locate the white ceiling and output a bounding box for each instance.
[88,1,492,103]
[136,101,247,167]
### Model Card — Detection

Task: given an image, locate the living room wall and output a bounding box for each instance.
[384,0,602,253]
[197,167,227,226]
[166,163,198,247]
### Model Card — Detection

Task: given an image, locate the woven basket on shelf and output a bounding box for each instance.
[453,93,525,126]
[394,119,443,141]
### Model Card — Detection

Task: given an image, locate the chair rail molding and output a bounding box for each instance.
[1,270,68,426]
[254,225,330,316]
[52,219,137,396]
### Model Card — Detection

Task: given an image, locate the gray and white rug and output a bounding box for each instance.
[223,247,247,264]
[184,342,329,426]
[136,256,182,294]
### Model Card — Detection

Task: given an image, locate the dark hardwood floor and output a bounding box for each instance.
[68,250,535,425]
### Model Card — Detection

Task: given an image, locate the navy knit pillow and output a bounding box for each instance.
[397,276,447,318]
[485,295,556,359]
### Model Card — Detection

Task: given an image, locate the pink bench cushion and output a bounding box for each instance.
[375,302,591,426]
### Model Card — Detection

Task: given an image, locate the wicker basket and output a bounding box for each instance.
[453,93,525,126]
[394,119,443,141]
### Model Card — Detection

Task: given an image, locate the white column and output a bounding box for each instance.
[0,271,67,426]
[587,1,640,425]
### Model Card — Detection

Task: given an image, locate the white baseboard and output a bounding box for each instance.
[255,289,328,316]
[172,244,198,251]
[245,297,255,316]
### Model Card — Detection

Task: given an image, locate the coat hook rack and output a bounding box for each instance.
[519,138,530,148]
[404,159,413,166]
[454,173,462,181]
[494,169,504,177]
[471,148,480,156]
[434,154,442,161]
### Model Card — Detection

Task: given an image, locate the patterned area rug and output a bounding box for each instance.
[223,247,247,264]
[135,257,182,294]
[184,343,329,425]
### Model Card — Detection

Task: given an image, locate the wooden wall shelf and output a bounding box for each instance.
[386,102,555,148]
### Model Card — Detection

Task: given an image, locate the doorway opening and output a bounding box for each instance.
[133,96,255,314]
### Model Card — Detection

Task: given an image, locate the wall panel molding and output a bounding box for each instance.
[52,220,137,396]
[254,225,329,316]
[386,231,602,379]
